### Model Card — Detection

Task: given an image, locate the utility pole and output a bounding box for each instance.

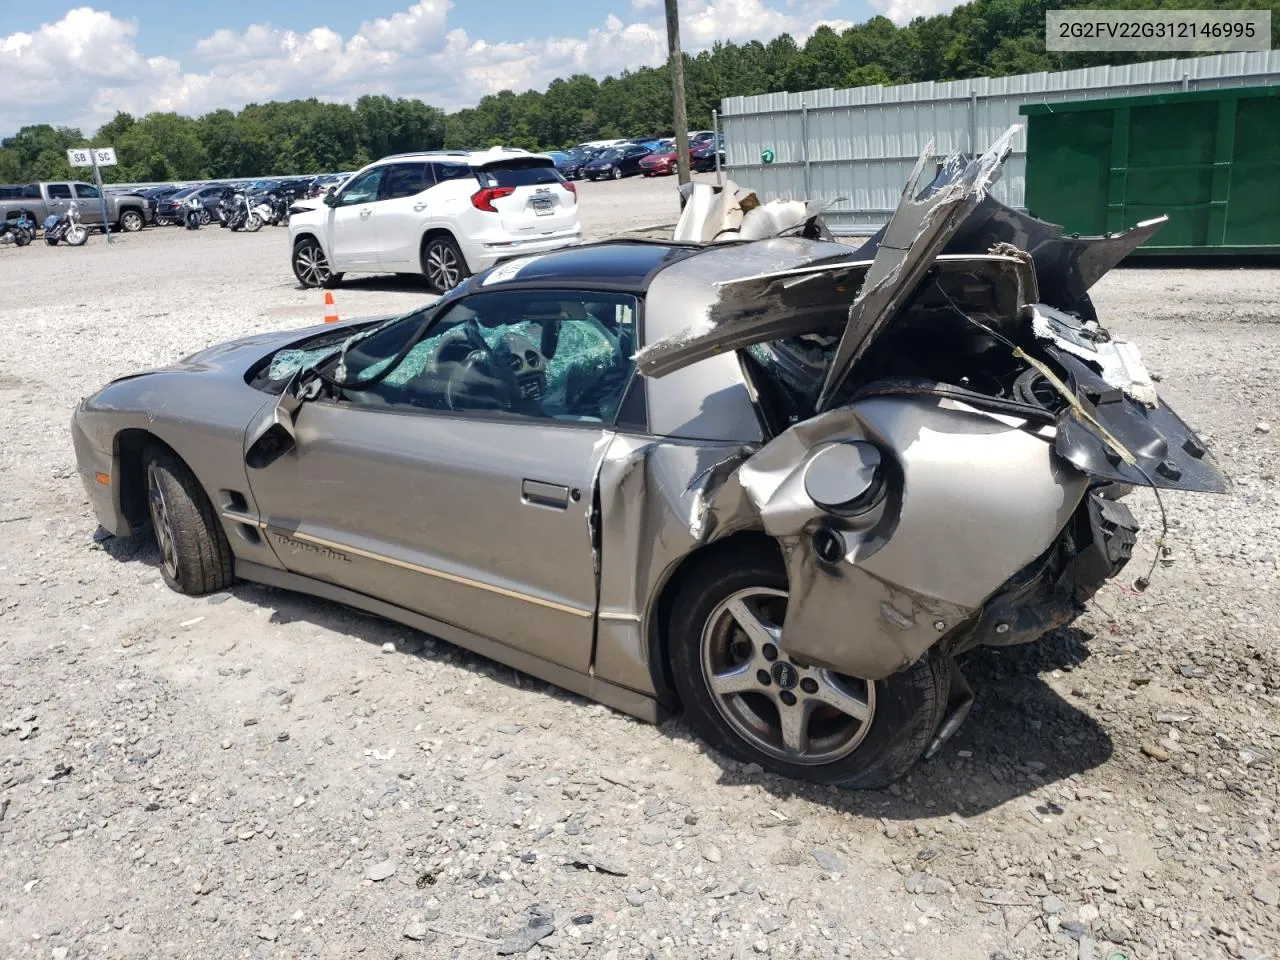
[664,0,691,185]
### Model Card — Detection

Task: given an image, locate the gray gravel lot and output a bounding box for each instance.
[0,173,1277,960]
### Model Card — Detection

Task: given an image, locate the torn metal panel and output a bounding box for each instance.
[634,254,1034,383]
[590,435,759,695]
[730,392,1087,680]
[945,200,1168,314]
[815,124,1020,412]
[1028,303,1158,406]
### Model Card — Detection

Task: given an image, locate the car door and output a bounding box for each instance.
[326,167,384,269]
[623,147,647,175]
[375,161,432,270]
[243,287,641,674]
[72,183,105,224]
[44,183,73,220]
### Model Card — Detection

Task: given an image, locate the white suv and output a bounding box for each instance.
[288,150,581,292]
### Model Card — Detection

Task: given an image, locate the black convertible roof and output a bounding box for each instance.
[471,240,704,293]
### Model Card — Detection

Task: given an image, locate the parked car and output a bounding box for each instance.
[288,149,580,293]
[640,144,695,177]
[582,144,653,181]
[70,133,1225,788]
[692,136,725,172]
[156,185,228,225]
[688,130,716,145]
[0,181,150,232]
[558,148,603,181]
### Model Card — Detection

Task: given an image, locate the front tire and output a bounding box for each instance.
[66,225,87,246]
[145,448,234,596]
[668,546,950,789]
[611,166,623,180]
[292,237,341,288]
[244,213,263,233]
[421,235,469,293]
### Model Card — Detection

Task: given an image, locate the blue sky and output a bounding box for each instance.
[6,1,885,53]
[2,0,948,132]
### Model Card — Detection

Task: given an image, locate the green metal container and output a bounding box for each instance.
[1020,85,1280,256]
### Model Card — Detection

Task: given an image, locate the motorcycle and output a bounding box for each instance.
[43,201,88,246]
[183,195,204,230]
[224,192,262,233]
[249,191,289,227]
[0,212,35,247]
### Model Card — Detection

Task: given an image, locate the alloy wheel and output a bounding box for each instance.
[293,242,331,287]
[611,166,622,180]
[146,462,180,581]
[426,243,461,290]
[121,210,143,232]
[699,586,876,766]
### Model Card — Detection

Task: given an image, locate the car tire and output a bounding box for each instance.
[668,544,951,789]
[199,209,211,226]
[119,209,144,232]
[144,447,234,596]
[292,237,341,288]
[611,166,623,180]
[421,235,469,293]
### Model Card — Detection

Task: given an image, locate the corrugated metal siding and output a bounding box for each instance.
[720,51,1280,233]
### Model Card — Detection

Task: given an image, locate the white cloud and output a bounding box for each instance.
[868,0,964,25]
[0,0,855,134]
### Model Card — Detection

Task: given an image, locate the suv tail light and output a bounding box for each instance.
[561,181,577,200]
[471,186,515,212]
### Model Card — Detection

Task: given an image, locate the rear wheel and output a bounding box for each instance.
[119,209,144,232]
[422,235,469,293]
[145,448,234,596]
[669,547,950,788]
[199,208,211,226]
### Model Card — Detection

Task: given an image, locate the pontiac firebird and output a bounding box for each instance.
[72,133,1226,787]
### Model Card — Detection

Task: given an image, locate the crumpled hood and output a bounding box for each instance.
[636,123,1168,411]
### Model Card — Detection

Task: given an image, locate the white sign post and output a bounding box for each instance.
[67,146,118,244]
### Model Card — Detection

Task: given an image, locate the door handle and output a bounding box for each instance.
[413,202,428,212]
[521,479,571,510]
[359,208,372,219]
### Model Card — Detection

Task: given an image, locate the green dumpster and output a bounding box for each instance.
[1020,85,1280,256]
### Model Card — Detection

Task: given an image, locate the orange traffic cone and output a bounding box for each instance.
[323,291,339,324]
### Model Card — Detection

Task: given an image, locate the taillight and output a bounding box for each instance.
[471,186,515,212]
[561,181,576,200]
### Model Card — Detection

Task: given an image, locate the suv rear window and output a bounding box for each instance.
[476,161,562,188]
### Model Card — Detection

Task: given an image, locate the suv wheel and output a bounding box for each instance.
[668,546,951,789]
[119,209,144,232]
[422,235,469,293]
[292,237,341,288]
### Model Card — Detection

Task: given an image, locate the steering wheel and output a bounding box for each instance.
[444,338,519,412]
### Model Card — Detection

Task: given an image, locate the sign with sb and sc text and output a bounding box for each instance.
[66,147,118,168]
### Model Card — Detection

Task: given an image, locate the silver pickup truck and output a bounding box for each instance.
[0,182,152,232]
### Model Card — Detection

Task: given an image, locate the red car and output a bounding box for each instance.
[640,147,696,176]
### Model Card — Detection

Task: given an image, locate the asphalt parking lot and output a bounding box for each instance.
[1,172,1278,960]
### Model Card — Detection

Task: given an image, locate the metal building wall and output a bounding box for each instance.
[719,51,1280,234]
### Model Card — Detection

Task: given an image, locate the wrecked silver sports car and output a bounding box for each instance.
[72,127,1226,787]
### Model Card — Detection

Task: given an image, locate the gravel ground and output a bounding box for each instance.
[0,177,1277,960]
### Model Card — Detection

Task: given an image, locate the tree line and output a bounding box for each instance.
[2,0,1274,184]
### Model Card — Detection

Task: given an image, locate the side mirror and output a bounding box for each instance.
[245,376,311,469]
[323,192,339,208]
